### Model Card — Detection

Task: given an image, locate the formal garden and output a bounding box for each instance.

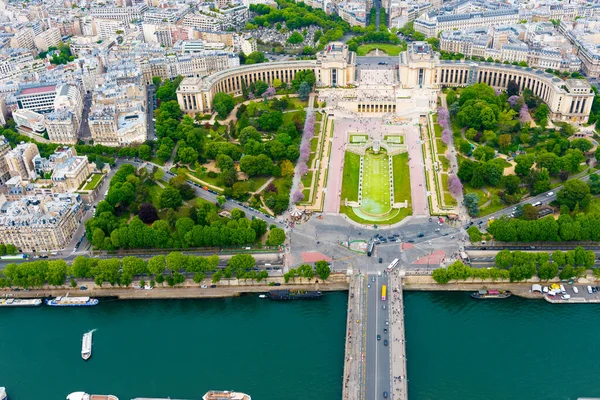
[340,144,411,224]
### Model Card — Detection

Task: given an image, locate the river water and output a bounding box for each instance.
[0,293,346,400]
[404,291,600,400]
[4,291,600,400]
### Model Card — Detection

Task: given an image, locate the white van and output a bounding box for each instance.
[547,191,554,197]
[532,201,542,207]
[587,285,593,294]
[573,287,579,294]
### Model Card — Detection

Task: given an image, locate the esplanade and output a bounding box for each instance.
[177,41,593,123]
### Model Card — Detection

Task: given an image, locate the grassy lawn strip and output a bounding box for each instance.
[146,180,164,208]
[81,173,103,190]
[310,137,318,152]
[392,153,410,203]
[438,155,450,171]
[151,157,165,166]
[436,139,447,153]
[341,151,360,202]
[356,43,407,56]
[301,171,313,188]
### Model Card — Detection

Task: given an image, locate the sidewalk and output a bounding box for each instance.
[389,271,408,400]
[342,275,366,400]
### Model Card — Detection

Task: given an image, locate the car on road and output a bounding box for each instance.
[80,286,87,290]
[383,328,388,334]
[210,285,217,288]
[383,339,388,346]
[372,277,376,282]
[368,284,371,288]
[385,320,389,325]
[378,257,382,263]
[377,334,381,341]
[407,239,414,243]
[201,285,208,289]
[547,191,554,197]
[274,283,281,286]
[383,392,388,399]
[382,305,386,310]
[417,233,424,237]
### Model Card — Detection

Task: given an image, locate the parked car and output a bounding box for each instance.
[201,285,208,289]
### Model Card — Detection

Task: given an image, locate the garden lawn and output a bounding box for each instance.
[356,43,407,56]
[301,171,313,188]
[81,173,103,190]
[146,180,164,208]
[362,152,391,215]
[341,151,360,202]
[392,153,410,203]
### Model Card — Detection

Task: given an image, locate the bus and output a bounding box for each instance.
[381,285,387,301]
[367,239,375,257]
[386,258,399,273]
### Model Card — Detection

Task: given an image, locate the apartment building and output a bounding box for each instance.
[0,136,12,184]
[88,104,147,146]
[34,27,61,52]
[415,8,520,37]
[0,193,84,253]
[338,1,368,27]
[13,109,46,134]
[241,37,257,56]
[15,85,58,113]
[181,6,249,31]
[6,142,40,181]
[93,18,128,41]
[10,29,35,51]
[90,4,148,23]
[50,148,95,191]
[560,20,600,79]
[0,48,35,75]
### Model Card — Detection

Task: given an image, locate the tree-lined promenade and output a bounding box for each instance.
[0,253,332,289]
[433,248,600,284]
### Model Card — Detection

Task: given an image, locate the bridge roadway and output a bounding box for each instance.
[343,271,408,400]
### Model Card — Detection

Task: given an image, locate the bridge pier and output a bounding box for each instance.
[389,272,408,400]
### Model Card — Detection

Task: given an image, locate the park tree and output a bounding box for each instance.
[315,260,331,280]
[432,267,450,283]
[159,186,183,209]
[506,80,519,97]
[138,145,152,160]
[287,31,304,44]
[538,262,558,281]
[557,179,591,210]
[463,193,480,217]
[258,111,283,131]
[138,203,159,224]
[298,81,311,101]
[467,226,482,242]
[213,92,235,118]
[514,155,535,176]
[267,227,286,246]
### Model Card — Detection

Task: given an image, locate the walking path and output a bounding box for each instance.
[389,271,408,400]
[406,123,428,216]
[342,275,366,400]
[290,94,316,207]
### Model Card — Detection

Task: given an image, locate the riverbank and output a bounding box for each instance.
[403,275,543,299]
[0,281,350,300]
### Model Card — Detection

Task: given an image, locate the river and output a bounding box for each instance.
[0,293,346,400]
[404,291,600,400]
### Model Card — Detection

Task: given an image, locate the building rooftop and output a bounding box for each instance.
[19,85,57,95]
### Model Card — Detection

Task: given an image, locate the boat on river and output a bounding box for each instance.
[0,386,7,400]
[268,289,322,300]
[45,296,98,307]
[67,392,118,400]
[82,331,93,361]
[203,390,251,400]
[0,298,42,307]
[471,289,511,299]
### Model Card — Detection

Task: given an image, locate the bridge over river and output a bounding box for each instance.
[343,271,407,400]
